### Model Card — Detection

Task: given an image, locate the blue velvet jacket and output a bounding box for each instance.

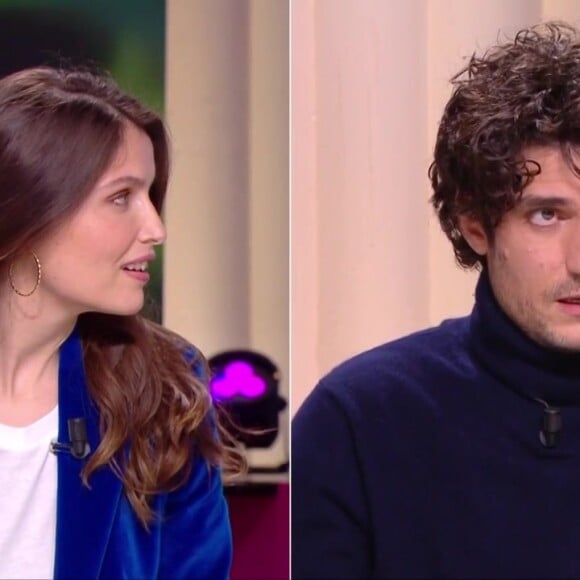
[53,329,232,579]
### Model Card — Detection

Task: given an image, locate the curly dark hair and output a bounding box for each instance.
[430,22,580,269]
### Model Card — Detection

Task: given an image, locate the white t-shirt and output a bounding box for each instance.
[0,406,58,580]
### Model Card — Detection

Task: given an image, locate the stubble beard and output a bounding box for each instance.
[498,286,580,354]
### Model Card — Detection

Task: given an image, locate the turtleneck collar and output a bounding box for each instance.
[470,269,580,407]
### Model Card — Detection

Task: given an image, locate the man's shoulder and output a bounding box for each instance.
[311,315,472,412]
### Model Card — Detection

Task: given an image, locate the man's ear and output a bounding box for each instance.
[457,214,490,256]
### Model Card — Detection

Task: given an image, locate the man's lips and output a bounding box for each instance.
[557,298,580,316]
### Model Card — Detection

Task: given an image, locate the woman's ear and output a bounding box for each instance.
[457,215,490,256]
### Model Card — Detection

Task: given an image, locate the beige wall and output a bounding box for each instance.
[164,0,289,463]
[292,0,580,412]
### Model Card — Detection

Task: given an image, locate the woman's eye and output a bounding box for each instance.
[112,190,130,206]
[529,208,558,226]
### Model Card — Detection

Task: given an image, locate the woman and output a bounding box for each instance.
[0,66,241,579]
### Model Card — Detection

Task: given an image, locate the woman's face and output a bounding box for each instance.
[18,121,166,318]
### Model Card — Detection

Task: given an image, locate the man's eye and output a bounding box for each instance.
[529,208,558,226]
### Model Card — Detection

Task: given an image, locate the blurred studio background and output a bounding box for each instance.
[0,1,289,578]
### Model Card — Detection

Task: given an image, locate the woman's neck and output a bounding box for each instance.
[0,292,76,424]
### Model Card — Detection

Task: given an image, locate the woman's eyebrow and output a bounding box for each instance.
[97,175,152,190]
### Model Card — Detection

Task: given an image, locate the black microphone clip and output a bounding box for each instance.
[50,418,91,459]
[539,406,562,449]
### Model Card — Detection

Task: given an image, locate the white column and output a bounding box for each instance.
[164,0,250,356]
[315,0,430,376]
[291,0,318,411]
[248,0,289,396]
[246,0,290,468]
[427,0,543,325]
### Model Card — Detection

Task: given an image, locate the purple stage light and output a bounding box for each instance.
[211,361,267,401]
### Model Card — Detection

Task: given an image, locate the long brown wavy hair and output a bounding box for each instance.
[430,22,580,269]
[0,66,244,526]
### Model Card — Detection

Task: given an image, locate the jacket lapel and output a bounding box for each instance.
[53,328,123,580]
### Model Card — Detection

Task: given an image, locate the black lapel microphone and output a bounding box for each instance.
[50,418,91,459]
[535,398,562,449]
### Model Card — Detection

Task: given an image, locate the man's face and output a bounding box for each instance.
[463,145,580,352]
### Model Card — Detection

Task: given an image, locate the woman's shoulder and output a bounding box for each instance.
[142,318,210,382]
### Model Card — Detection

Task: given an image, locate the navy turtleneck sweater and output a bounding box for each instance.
[292,273,580,579]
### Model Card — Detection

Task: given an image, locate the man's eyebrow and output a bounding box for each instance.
[518,194,574,209]
[97,175,152,190]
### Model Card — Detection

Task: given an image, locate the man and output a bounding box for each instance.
[292,22,580,579]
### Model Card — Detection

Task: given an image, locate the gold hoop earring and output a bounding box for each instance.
[8,251,42,297]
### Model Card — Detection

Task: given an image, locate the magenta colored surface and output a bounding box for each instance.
[211,361,267,400]
[227,484,289,579]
